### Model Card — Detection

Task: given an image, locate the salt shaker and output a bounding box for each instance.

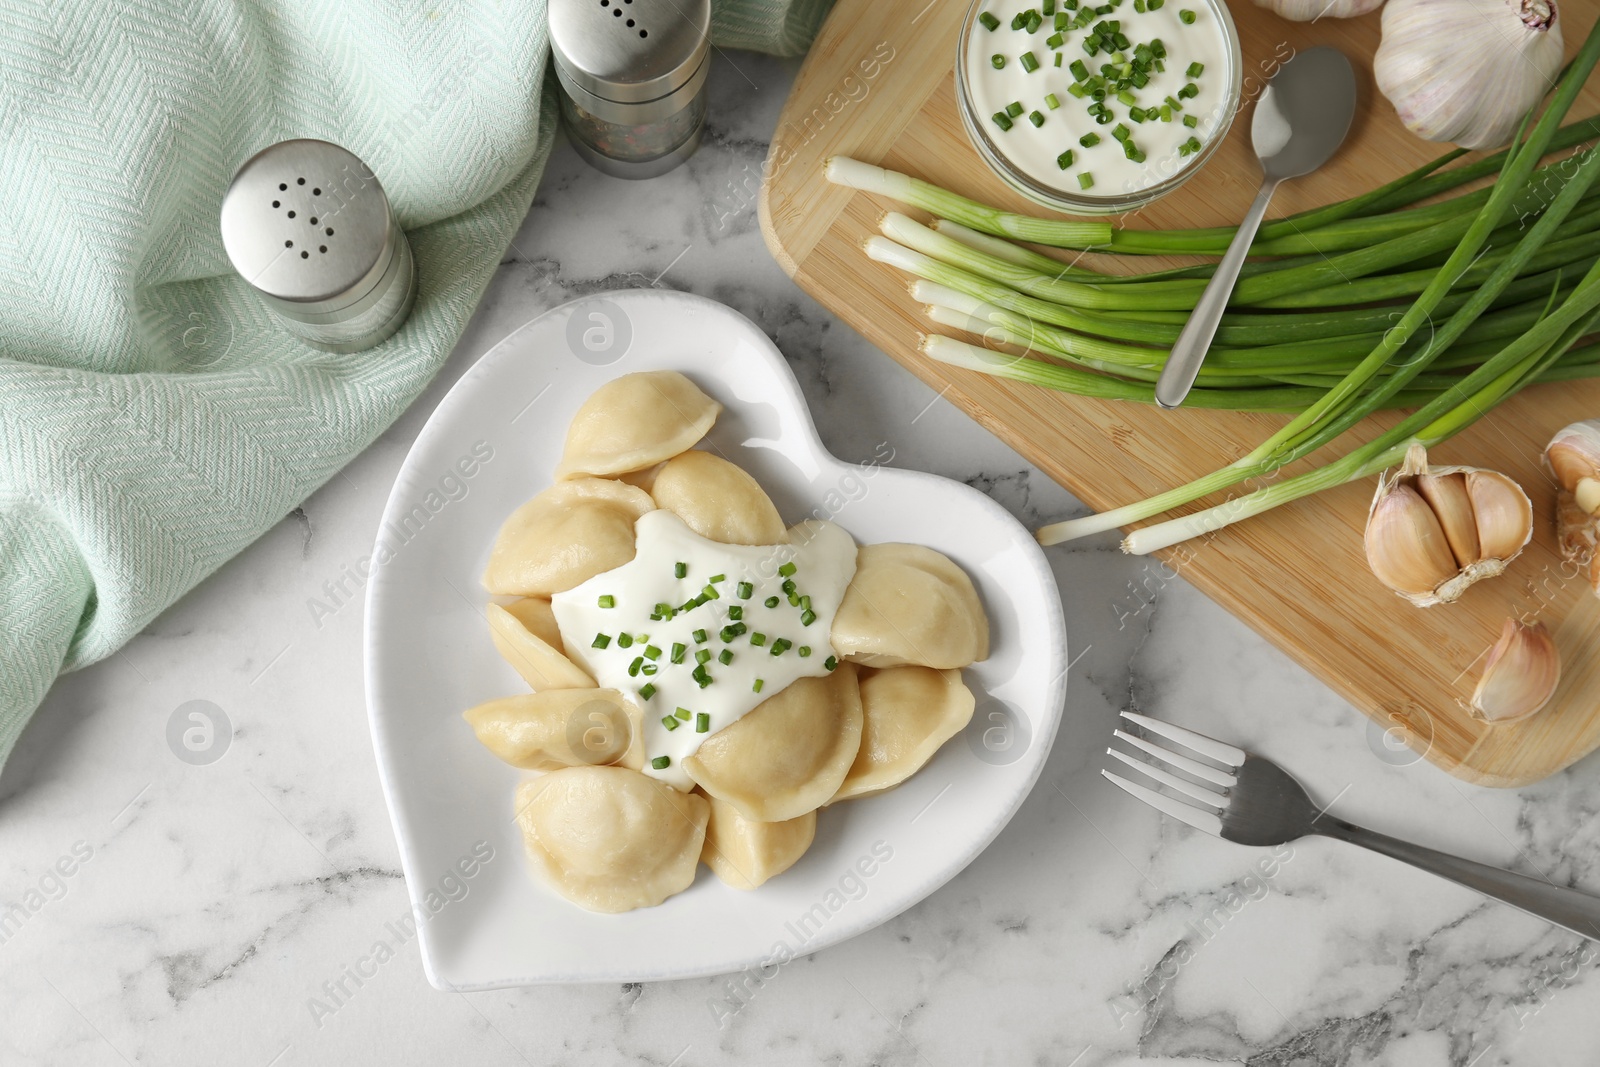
[548,0,711,179]
[220,139,417,353]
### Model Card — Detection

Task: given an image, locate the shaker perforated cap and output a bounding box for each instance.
[548,0,710,104]
[220,139,397,311]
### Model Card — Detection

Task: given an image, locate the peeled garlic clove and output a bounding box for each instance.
[1415,472,1480,567]
[1250,0,1384,20]
[1469,619,1560,724]
[1465,470,1534,563]
[1375,0,1564,150]
[1365,483,1460,597]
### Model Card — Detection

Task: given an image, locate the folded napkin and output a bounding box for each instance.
[0,0,831,771]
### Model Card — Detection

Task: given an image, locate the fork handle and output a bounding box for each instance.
[1318,819,1600,940]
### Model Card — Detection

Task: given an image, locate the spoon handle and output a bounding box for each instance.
[1154,176,1281,410]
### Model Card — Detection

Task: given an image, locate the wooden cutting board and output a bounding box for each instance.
[759,0,1600,785]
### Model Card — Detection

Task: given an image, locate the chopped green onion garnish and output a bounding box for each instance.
[661,716,679,731]
[1029,110,1045,127]
[800,609,817,626]
[1066,81,1087,98]
[638,683,656,700]
[692,629,707,644]
[798,645,812,657]
[671,642,686,663]
[1078,172,1094,189]
[991,53,1006,70]
[696,713,710,733]
[617,632,633,648]
[651,756,671,770]
[824,656,838,671]
[1010,10,1026,28]
[591,634,611,649]
[1045,92,1061,110]
[1165,94,1183,112]
[676,707,692,721]
[979,10,1000,29]
[728,605,743,621]
[1020,51,1039,73]
[1079,132,1100,147]
[720,623,746,641]
[770,638,792,656]
[1160,103,1172,121]
[750,632,767,647]
[701,584,719,600]
[1069,59,1089,81]
[1187,61,1204,78]
[1183,113,1198,127]
[696,648,713,664]
[1054,53,1063,66]
[764,596,780,608]
[993,111,1014,132]
[597,595,615,609]
[752,679,764,693]
[1056,149,1074,170]
[1112,122,1130,141]
[1006,100,1024,118]
[778,561,797,577]
[643,645,660,660]
[1178,5,1193,19]
[737,581,753,599]
[673,561,686,579]
[640,662,657,676]
[1046,31,1064,48]
[718,649,733,665]
[628,657,642,677]
[1042,0,1055,13]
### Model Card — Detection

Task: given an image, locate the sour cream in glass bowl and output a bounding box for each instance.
[957,0,1242,214]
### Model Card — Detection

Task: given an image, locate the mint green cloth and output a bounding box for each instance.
[0,0,831,771]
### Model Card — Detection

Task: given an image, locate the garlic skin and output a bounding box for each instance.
[1469,618,1560,724]
[1544,419,1600,596]
[1375,0,1563,150]
[1250,0,1385,21]
[1364,444,1533,606]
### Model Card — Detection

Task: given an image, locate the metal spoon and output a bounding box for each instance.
[1154,46,1358,410]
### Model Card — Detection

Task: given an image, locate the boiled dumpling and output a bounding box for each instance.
[831,544,989,669]
[684,663,863,822]
[487,600,595,690]
[616,462,665,493]
[464,688,642,771]
[482,478,654,596]
[650,451,787,546]
[700,794,815,890]
[515,766,709,913]
[832,667,975,802]
[556,371,721,479]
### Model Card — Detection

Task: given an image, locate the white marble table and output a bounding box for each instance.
[5,51,1600,1067]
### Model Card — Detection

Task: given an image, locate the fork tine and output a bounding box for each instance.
[1101,770,1224,836]
[1121,711,1246,768]
[1106,747,1227,809]
[1113,729,1238,788]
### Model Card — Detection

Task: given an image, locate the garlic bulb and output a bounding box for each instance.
[1544,419,1600,595]
[1469,618,1560,724]
[1250,0,1385,21]
[1363,444,1532,606]
[1374,0,1563,150]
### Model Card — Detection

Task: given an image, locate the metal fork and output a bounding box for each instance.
[1103,711,1600,940]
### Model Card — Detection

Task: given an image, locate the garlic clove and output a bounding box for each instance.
[1365,483,1461,597]
[1544,419,1600,503]
[1416,472,1480,567]
[1469,618,1560,724]
[1250,0,1384,20]
[1465,469,1534,563]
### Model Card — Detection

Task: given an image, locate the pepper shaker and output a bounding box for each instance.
[220,139,417,353]
[548,0,711,179]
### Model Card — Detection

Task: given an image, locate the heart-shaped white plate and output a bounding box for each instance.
[364,290,1066,988]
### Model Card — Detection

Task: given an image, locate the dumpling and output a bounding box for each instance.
[515,766,708,913]
[700,794,815,890]
[831,544,989,669]
[556,371,721,479]
[487,600,595,690]
[464,688,642,771]
[482,478,654,595]
[650,451,787,546]
[832,667,975,802]
[684,663,863,822]
[616,462,665,493]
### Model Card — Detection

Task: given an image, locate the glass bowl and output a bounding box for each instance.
[955,0,1243,215]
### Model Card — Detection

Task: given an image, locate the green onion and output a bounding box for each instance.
[1183,113,1197,128]
[992,111,1013,132]
[1186,61,1204,77]
[824,656,839,671]
[1057,149,1074,170]
[640,662,657,676]
[661,716,679,732]
[1047,31,1065,48]
[692,628,707,644]
[1029,110,1045,127]
[591,634,610,649]
[1070,58,1089,80]
[696,648,713,664]
[737,581,753,598]
[750,632,767,647]
[799,645,812,657]
[616,632,633,648]
[597,594,614,609]
[673,561,686,578]
[676,707,693,721]
[752,679,764,693]
[728,605,743,620]
[1078,173,1094,190]
[1055,53,1063,66]
[643,644,660,660]
[696,713,710,733]
[671,642,686,663]
[1046,93,1062,110]
[980,10,1000,29]
[764,595,780,608]
[652,756,671,770]
[701,583,719,600]
[639,683,656,700]
[627,657,642,677]
[778,561,797,577]
[771,638,793,655]
[1079,132,1101,148]
[801,609,818,626]
[992,53,1006,70]
[719,649,734,665]
[1006,100,1024,118]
